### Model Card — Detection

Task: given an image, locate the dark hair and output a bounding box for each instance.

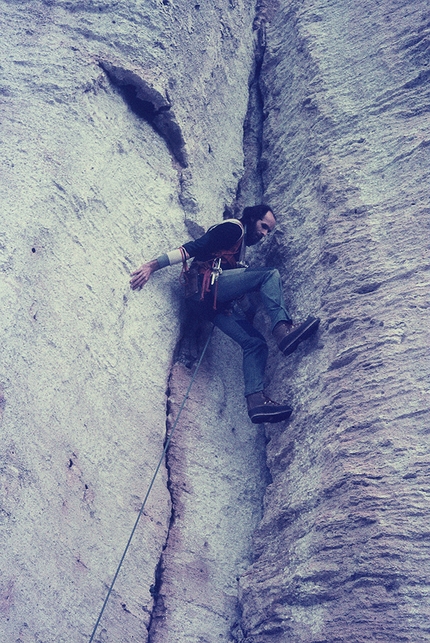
[240,204,275,227]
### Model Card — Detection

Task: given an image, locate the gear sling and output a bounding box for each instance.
[180,219,245,311]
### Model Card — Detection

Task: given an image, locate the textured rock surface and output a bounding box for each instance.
[239,0,430,641]
[148,350,268,643]
[0,1,258,641]
[1,0,429,642]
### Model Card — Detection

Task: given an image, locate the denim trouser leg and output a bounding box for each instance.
[215,267,292,330]
[213,311,268,396]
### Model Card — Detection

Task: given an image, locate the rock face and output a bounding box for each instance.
[238,1,430,642]
[0,1,258,641]
[1,0,429,642]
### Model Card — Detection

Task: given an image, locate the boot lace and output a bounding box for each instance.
[262,395,281,407]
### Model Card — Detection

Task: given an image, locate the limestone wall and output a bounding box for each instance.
[0,1,260,641]
[1,1,429,642]
[239,1,430,641]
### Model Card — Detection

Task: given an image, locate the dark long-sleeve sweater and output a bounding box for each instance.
[157,219,244,268]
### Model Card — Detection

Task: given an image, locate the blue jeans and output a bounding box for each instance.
[212,268,292,396]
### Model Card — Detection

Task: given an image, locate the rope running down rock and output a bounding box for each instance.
[88,327,214,642]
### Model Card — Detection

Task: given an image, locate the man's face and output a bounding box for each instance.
[246,210,276,246]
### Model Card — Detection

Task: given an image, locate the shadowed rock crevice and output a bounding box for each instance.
[146,378,180,641]
[174,310,213,369]
[99,61,188,167]
[234,15,267,213]
[148,8,278,642]
[235,0,282,216]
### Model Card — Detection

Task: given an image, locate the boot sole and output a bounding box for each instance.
[249,405,293,424]
[279,316,320,356]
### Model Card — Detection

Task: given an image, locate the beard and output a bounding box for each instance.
[245,225,263,246]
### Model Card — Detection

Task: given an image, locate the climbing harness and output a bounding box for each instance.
[181,220,245,311]
[88,326,214,643]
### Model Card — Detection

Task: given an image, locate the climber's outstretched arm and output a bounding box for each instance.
[130,248,190,290]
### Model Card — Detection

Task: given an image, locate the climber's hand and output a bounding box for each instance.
[130,260,159,290]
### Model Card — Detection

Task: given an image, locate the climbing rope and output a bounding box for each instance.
[88,327,214,642]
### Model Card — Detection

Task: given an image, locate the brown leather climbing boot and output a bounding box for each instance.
[273,316,320,356]
[247,392,293,424]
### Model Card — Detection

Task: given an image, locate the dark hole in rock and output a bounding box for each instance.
[118,84,158,121]
[100,61,188,167]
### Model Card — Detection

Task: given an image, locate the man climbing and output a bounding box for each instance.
[130,205,320,424]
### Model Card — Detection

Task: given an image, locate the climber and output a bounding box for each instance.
[130,204,320,424]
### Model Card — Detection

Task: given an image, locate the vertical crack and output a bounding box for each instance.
[234,5,270,215]
[146,377,176,642]
[229,4,278,642]
[146,312,213,641]
[147,5,277,641]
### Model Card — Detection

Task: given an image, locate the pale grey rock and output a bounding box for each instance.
[0,1,257,641]
[239,1,430,642]
[148,356,268,643]
[1,0,429,641]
